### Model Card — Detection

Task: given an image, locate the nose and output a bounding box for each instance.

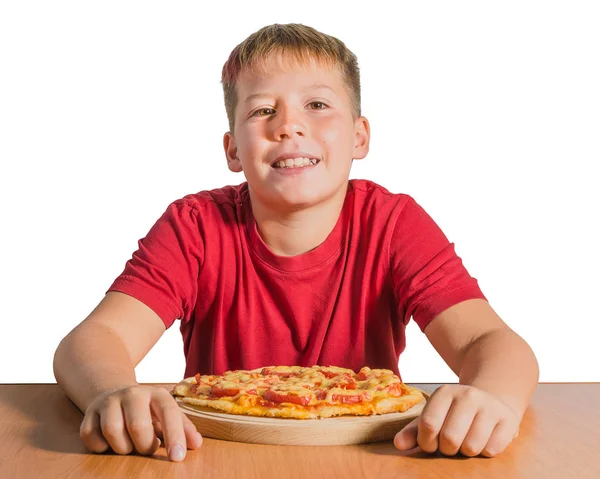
[272,107,305,140]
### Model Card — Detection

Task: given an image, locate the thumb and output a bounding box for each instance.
[393,417,419,450]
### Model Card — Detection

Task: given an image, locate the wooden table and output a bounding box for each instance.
[0,383,598,478]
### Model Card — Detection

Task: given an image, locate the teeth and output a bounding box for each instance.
[293,158,307,167]
[274,157,319,168]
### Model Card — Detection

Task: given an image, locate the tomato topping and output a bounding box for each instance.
[330,393,370,404]
[210,386,241,397]
[190,384,201,395]
[319,370,339,379]
[333,373,357,390]
[261,368,298,378]
[357,371,368,381]
[315,390,371,404]
[383,383,405,397]
[211,386,257,397]
[264,389,311,406]
[262,376,280,384]
[315,390,327,400]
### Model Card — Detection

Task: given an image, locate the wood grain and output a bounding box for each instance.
[0,383,599,478]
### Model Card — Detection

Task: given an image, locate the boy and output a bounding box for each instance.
[54,24,539,462]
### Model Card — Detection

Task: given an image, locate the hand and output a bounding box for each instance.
[80,385,203,461]
[393,384,520,457]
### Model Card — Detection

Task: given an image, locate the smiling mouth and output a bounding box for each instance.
[272,158,320,169]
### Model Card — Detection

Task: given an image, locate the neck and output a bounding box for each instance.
[249,184,349,257]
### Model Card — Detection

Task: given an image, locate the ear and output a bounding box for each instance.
[223,131,243,173]
[352,116,370,160]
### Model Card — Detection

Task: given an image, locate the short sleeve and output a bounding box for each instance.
[107,201,204,328]
[390,196,486,332]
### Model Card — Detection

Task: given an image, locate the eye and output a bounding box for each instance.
[309,101,328,110]
[251,108,276,117]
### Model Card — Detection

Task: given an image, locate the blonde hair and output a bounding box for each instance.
[221,23,361,133]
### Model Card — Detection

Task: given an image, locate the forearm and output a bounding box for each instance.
[53,321,138,413]
[459,328,539,419]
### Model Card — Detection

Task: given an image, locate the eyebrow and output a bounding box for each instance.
[243,83,336,103]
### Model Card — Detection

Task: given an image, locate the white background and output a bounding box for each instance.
[1,1,598,384]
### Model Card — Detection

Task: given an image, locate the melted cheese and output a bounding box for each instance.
[175,365,420,418]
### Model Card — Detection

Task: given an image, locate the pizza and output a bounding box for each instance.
[172,365,424,419]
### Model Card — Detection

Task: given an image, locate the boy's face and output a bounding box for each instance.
[224,53,370,212]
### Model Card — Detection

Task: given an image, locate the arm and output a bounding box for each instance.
[54,291,164,411]
[425,298,539,419]
[53,291,202,461]
[394,298,539,457]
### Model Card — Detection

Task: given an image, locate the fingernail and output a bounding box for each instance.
[169,444,185,461]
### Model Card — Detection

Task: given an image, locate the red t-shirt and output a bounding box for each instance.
[108,180,486,380]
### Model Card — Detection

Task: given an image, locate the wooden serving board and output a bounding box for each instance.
[177,390,429,446]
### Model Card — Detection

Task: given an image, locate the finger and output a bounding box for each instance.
[153,414,201,449]
[393,418,418,450]
[437,399,478,456]
[122,390,161,455]
[153,420,163,439]
[417,386,454,453]
[150,390,188,462]
[100,399,135,455]
[481,419,516,457]
[80,412,110,453]
[460,412,498,457]
[182,414,203,449]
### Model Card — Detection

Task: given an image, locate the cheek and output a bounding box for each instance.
[322,130,339,145]
[320,122,341,143]
[319,120,352,147]
[236,133,263,159]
